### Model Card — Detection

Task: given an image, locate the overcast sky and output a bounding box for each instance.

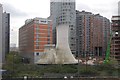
[0,0,120,47]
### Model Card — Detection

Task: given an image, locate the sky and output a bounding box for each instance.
[0,0,120,47]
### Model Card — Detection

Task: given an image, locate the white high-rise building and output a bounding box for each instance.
[0,3,3,68]
[0,3,3,79]
[49,0,76,55]
[118,1,120,15]
[0,3,10,66]
[2,12,10,58]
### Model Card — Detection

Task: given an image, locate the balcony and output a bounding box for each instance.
[112,27,120,31]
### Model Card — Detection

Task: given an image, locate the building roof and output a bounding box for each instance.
[111,16,120,20]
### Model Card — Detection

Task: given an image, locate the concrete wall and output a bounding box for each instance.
[56,24,77,64]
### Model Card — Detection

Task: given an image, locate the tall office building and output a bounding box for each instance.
[50,0,76,55]
[0,4,10,64]
[118,1,120,15]
[2,12,10,60]
[0,3,3,69]
[76,10,110,58]
[76,10,94,57]
[0,4,10,79]
[19,18,52,63]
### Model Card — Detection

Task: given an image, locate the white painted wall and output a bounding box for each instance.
[56,24,77,64]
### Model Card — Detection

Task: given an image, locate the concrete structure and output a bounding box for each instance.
[0,4,10,64]
[0,4,10,79]
[36,44,56,64]
[2,12,10,58]
[111,16,120,64]
[19,17,52,63]
[36,24,77,64]
[118,1,120,15]
[76,10,110,58]
[49,0,76,55]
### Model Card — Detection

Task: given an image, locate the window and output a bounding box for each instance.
[71,44,74,46]
[41,20,46,23]
[71,25,73,27]
[36,46,39,49]
[36,42,39,45]
[36,53,39,56]
[71,28,73,30]
[48,41,50,44]
[115,31,118,36]
[36,29,39,33]
[36,26,39,30]
[36,34,39,38]
[36,39,39,42]
[48,38,50,41]
[71,38,74,39]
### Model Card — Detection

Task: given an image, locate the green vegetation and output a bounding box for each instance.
[104,32,112,64]
[2,51,119,78]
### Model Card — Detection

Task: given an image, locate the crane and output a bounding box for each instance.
[104,32,112,64]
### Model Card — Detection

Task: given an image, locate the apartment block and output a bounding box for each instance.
[93,14,110,57]
[111,16,120,63]
[19,18,52,63]
[76,10,94,57]
[76,10,110,58]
